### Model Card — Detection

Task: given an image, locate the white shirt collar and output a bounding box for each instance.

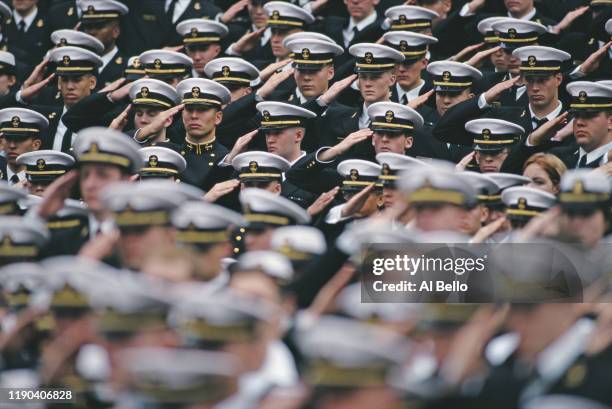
[253,24,271,45]
[348,10,378,32]
[295,88,307,104]
[289,151,306,166]
[529,100,563,122]
[13,6,38,31]
[396,80,425,104]
[359,102,370,129]
[579,141,612,167]
[99,46,118,72]
[6,166,25,183]
[508,7,537,21]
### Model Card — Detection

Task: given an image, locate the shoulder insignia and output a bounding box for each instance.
[115,56,123,65]
[588,37,595,45]
[288,94,294,102]
[351,112,357,118]
[36,19,44,28]
[67,6,74,16]
[6,18,11,24]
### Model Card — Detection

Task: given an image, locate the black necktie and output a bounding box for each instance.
[532,117,548,129]
[401,94,408,105]
[61,127,73,153]
[18,21,25,33]
[10,174,19,184]
[577,154,588,168]
[167,0,179,24]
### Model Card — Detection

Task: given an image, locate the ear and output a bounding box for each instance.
[32,139,42,150]
[404,136,413,149]
[554,73,562,87]
[244,87,253,95]
[7,75,16,87]
[112,23,121,40]
[294,128,304,144]
[215,110,223,125]
[442,0,452,12]
[474,151,481,164]
[271,181,282,194]
[211,44,222,58]
[89,75,97,91]
[388,72,397,86]
[421,58,429,70]
[327,66,335,81]
[480,205,490,224]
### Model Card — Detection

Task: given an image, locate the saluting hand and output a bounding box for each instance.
[204,179,240,202]
[466,46,502,68]
[136,104,184,142]
[577,41,612,76]
[233,27,266,55]
[37,170,79,219]
[320,74,358,105]
[109,104,132,131]
[307,186,339,217]
[483,76,520,105]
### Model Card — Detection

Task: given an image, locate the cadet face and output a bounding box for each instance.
[490,47,508,72]
[504,0,534,17]
[358,71,396,103]
[573,111,612,152]
[436,89,473,117]
[12,0,37,13]
[502,49,521,75]
[524,74,561,109]
[0,74,16,96]
[270,28,300,58]
[459,204,488,236]
[186,44,221,74]
[413,204,468,232]
[117,226,175,270]
[294,66,334,99]
[560,209,607,247]
[58,74,97,108]
[396,60,427,91]
[344,0,380,21]
[475,149,509,173]
[372,131,412,154]
[79,164,126,212]
[245,227,274,251]
[2,136,41,166]
[382,187,401,209]
[523,163,557,194]
[133,107,162,129]
[82,21,120,50]
[265,128,303,160]
[248,0,268,28]
[182,106,222,139]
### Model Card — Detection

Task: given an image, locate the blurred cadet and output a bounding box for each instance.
[263,2,315,64]
[0,262,45,312]
[376,152,428,209]
[0,216,49,266]
[16,150,74,196]
[398,164,478,232]
[168,288,295,405]
[232,151,290,193]
[0,181,27,215]
[204,57,261,102]
[557,169,611,247]
[176,19,229,77]
[0,108,48,184]
[139,49,193,86]
[172,200,244,282]
[296,315,410,409]
[100,180,183,270]
[239,188,310,252]
[459,172,503,237]
[522,152,567,195]
[116,347,241,409]
[502,185,557,229]
[138,146,187,181]
[77,0,129,87]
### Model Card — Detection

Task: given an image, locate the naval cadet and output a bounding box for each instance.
[77,0,129,88]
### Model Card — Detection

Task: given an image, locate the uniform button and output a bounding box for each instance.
[233,247,240,253]
[211,153,215,157]
[235,236,242,241]
[239,228,245,233]
[208,162,213,166]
